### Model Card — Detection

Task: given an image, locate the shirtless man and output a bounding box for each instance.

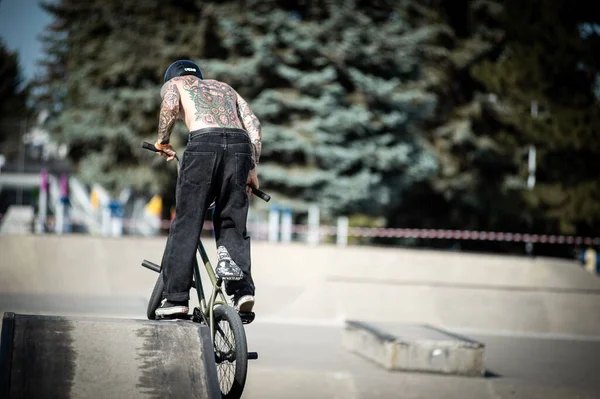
[154,59,262,319]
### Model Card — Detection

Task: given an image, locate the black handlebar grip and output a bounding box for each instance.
[142,141,179,161]
[141,259,161,273]
[142,142,159,152]
[250,186,271,202]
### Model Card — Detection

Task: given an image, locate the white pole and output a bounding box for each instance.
[268,207,280,243]
[16,120,26,206]
[281,208,292,243]
[55,201,64,235]
[337,216,348,247]
[527,145,536,190]
[110,201,124,237]
[102,205,112,236]
[37,169,48,234]
[307,205,320,246]
[530,101,538,118]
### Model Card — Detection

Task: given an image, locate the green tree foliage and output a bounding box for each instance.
[36,0,599,251]
[201,2,455,218]
[0,40,29,160]
[379,0,523,236]
[36,0,207,195]
[470,0,600,237]
[36,0,446,216]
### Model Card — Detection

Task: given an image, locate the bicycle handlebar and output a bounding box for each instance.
[142,141,271,202]
[142,141,180,162]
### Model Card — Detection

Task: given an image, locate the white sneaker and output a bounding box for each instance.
[155,298,189,319]
[234,295,255,313]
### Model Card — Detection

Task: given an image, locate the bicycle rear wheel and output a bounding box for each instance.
[146,272,164,320]
[213,305,248,399]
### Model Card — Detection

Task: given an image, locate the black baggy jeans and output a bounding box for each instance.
[160,127,255,302]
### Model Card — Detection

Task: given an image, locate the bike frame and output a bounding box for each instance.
[193,239,229,343]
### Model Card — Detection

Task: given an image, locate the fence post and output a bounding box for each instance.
[307,205,320,246]
[337,216,348,247]
[109,200,124,237]
[36,168,48,233]
[101,205,112,236]
[280,208,292,243]
[268,206,280,243]
[55,174,70,234]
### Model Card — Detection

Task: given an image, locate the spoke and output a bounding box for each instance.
[214,316,237,394]
[216,321,235,352]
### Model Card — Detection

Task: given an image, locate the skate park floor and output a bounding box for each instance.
[2,234,600,398]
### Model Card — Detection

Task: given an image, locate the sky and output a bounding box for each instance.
[0,0,54,83]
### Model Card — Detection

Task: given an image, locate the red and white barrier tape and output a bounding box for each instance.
[48,216,600,245]
[284,225,599,245]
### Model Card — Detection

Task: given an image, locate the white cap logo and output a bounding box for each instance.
[184,68,196,72]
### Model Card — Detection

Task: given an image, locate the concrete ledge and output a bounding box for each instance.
[1,312,221,399]
[342,321,485,377]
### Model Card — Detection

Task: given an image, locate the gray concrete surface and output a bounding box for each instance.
[1,234,599,335]
[4,313,596,398]
[241,321,600,399]
[1,313,220,399]
[2,234,600,398]
[342,321,485,376]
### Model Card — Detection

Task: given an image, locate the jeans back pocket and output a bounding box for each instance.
[181,151,217,186]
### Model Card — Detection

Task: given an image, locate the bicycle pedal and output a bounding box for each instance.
[248,351,258,360]
[191,307,206,324]
[239,312,255,324]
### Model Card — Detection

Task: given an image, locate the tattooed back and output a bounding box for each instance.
[171,76,245,131]
[158,74,262,167]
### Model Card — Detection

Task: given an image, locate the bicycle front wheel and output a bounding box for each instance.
[213,305,248,399]
[146,272,164,320]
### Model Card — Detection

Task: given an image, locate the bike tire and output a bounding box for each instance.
[146,272,164,320]
[213,305,248,399]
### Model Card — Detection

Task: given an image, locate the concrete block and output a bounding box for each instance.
[342,321,485,377]
[1,312,221,399]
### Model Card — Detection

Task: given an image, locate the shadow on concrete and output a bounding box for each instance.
[484,370,501,378]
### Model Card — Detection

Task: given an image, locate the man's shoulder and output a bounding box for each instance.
[203,79,234,89]
[170,77,237,94]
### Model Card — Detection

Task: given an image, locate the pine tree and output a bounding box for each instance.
[470,0,600,237]
[36,0,206,196]
[196,1,479,220]
[0,40,29,160]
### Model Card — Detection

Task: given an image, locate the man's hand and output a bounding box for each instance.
[155,142,176,162]
[246,169,259,195]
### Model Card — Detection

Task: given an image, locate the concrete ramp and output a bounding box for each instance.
[0,313,220,399]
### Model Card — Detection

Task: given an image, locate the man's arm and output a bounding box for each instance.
[157,80,181,145]
[236,92,262,169]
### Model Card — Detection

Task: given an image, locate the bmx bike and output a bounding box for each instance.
[139,141,270,399]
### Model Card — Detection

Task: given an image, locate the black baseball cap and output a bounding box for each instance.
[163,60,204,83]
